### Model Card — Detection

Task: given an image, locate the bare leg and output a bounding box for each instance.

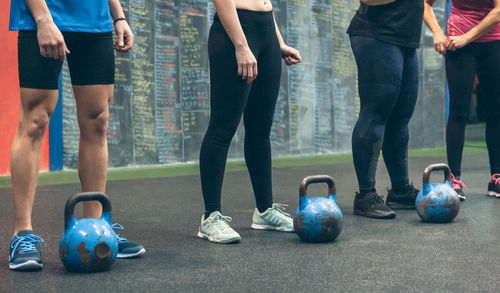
[73,85,113,218]
[11,88,58,235]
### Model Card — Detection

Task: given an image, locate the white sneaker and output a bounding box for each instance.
[251,203,294,232]
[197,211,241,244]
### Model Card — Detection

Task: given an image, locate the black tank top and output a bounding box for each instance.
[347,0,424,48]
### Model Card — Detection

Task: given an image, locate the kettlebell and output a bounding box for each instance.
[293,175,343,243]
[59,192,118,273]
[416,163,460,223]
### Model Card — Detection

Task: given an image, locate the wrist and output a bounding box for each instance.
[113,17,127,26]
[234,42,248,49]
[35,15,54,26]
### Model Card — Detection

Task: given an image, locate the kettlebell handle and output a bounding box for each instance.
[64,192,112,229]
[299,175,336,197]
[422,163,452,184]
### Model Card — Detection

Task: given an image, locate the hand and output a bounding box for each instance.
[36,19,70,61]
[433,31,450,56]
[280,44,301,66]
[114,20,134,52]
[446,35,470,51]
[235,45,258,83]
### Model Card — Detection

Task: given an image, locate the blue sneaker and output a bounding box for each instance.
[112,223,146,259]
[9,230,44,271]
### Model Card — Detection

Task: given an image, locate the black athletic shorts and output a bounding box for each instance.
[17,30,115,90]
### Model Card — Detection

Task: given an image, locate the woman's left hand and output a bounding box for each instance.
[446,35,470,51]
[280,45,302,66]
[114,20,134,52]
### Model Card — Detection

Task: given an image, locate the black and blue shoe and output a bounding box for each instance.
[9,230,44,271]
[112,223,146,259]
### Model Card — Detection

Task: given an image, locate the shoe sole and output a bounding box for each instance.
[250,223,294,232]
[197,231,241,244]
[487,191,500,198]
[353,209,396,219]
[117,248,146,259]
[9,260,43,271]
[386,202,415,210]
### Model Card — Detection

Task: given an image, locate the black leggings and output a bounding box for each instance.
[446,41,500,177]
[200,10,281,214]
[350,36,419,192]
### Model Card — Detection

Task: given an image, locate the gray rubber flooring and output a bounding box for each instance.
[0,152,498,292]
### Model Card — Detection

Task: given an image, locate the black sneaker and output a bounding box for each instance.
[9,230,44,271]
[386,184,419,210]
[353,191,396,219]
[112,223,146,259]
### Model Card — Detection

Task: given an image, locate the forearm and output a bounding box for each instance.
[213,0,248,48]
[424,1,445,35]
[462,7,500,42]
[273,14,285,48]
[108,0,126,20]
[25,0,53,25]
[360,0,396,6]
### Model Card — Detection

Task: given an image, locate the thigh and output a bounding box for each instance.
[391,48,419,121]
[476,41,500,112]
[73,85,113,125]
[350,36,405,120]
[18,30,63,90]
[445,45,477,115]
[244,34,281,133]
[65,32,115,86]
[208,22,252,131]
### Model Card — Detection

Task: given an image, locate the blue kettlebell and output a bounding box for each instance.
[416,163,460,223]
[59,192,118,273]
[293,175,343,243]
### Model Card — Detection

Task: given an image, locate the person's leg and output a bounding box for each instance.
[445,45,477,178]
[66,31,144,257]
[476,41,500,197]
[383,48,419,209]
[350,36,404,219]
[242,18,293,231]
[200,21,252,217]
[11,89,58,233]
[10,30,62,270]
[73,85,112,217]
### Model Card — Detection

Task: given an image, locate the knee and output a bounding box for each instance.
[22,111,51,142]
[81,110,109,139]
[448,110,468,124]
[204,126,237,147]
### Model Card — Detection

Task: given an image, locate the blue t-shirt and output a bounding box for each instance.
[9,0,112,32]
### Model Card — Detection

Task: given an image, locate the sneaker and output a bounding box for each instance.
[353,191,396,219]
[251,203,294,232]
[9,230,44,271]
[112,223,146,259]
[386,184,419,210]
[197,211,241,244]
[451,174,466,201]
[487,174,500,198]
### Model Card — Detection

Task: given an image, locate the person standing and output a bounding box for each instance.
[8,0,145,270]
[198,0,302,243]
[424,0,500,200]
[347,0,424,218]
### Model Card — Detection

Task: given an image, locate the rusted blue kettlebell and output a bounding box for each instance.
[293,175,343,243]
[59,192,118,273]
[416,163,460,223]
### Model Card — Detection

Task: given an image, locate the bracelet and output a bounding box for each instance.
[113,17,127,25]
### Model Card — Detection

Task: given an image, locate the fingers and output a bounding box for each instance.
[241,63,248,81]
[118,30,125,48]
[123,33,134,51]
[251,62,258,83]
[246,63,254,84]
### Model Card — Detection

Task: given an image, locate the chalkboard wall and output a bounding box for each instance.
[61,0,448,169]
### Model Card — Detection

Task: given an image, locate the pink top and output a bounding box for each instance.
[448,0,500,42]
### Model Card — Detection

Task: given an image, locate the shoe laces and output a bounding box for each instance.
[370,193,385,208]
[112,223,128,243]
[450,174,466,190]
[207,214,233,232]
[269,203,291,218]
[491,174,500,185]
[10,234,43,259]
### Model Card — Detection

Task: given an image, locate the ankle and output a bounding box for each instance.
[358,188,376,197]
[392,184,410,194]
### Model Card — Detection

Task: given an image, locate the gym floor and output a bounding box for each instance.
[0,127,498,292]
